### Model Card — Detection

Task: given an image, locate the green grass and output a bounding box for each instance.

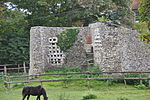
[1,67,150,100]
[1,81,150,100]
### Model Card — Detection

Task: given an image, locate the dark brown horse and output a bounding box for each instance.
[22,85,48,100]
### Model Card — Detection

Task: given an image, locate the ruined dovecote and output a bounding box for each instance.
[48,37,65,66]
[29,22,150,75]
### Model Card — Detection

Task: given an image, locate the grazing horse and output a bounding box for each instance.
[22,85,48,100]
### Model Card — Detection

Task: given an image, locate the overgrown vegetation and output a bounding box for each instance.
[138,0,150,48]
[82,94,97,100]
[135,22,150,48]
[117,97,129,100]
[139,0,150,31]
[57,28,79,52]
[135,84,148,90]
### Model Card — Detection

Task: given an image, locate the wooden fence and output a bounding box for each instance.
[0,72,4,86]
[0,62,29,75]
[3,71,150,88]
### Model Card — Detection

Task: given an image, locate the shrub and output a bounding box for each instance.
[87,66,102,72]
[135,84,147,90]
[82,94,97,100]
[57,28,79,52]
[117,97,129,100]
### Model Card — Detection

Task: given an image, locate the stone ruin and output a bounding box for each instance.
[29,22,150,75]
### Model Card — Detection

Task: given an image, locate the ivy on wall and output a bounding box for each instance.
[57,28,79,52]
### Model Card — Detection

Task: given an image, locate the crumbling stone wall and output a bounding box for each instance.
[90,22,150,71]
[29,27,89,75]
[29,22,150,75]
[63,28,90,67]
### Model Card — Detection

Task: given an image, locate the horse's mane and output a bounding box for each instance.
[24,85,42,88]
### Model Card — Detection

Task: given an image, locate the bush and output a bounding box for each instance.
[117,97,129,100]
[82,94,97,100]
[57,29,79,52]
[135,84,147,90]
[124,73,142,85]
[87,66,101,72]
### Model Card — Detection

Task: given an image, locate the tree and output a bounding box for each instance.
[0,9,29,64]
[138,0,150,45]
[139,0,150,30]
[8,0,134,27]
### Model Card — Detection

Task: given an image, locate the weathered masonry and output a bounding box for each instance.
[29,22,150,75]
[48,37,65,66]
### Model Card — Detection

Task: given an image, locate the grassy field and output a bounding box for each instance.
[1,81,150,100]
[1,67,150,100]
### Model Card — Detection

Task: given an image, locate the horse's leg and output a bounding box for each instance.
[36,96,40,100]
[39,96,40,100]
[22,94,27,100]
[27,95,30,100]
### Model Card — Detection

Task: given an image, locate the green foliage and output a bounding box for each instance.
[82,94,97,100]
[139,0,150,30]
[135,22,150,48]
[123,73,141,85]
[12,83,24,89]
[0,9,29,64]
[138,0,150,47]
[8,0,134,27]
[96,16,108,22]
[87,66,101,72]
[45,66,82,73]
[45,66,101,73]
[57,29,79,52]
[107,80,115,86]
[58,93,70,100]
[135,84,147,90]
[117,97,129,100]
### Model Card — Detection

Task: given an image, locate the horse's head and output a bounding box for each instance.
[44,96,48,100]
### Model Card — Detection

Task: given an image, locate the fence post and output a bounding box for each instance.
[18,64,20,73]
[87,72,90,89]
[63,73,68,88]
[4,75,8,88]
[140,72,143,85]
[123,73,127,88]
[4,65,7,75]
[148,73,150,87]
[23,62,27,74]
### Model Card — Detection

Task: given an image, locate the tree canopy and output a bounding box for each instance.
[8,0,133,27]
[139,0,150,30]
[138,0,150,46]
[0,8,29,64]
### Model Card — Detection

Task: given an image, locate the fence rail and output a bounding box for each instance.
[0,62,29,74]
[4,77,150,84]
[5,71,150,78]
[3,71,150,88]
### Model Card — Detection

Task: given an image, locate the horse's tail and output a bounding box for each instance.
[22,87,26,96]
[41,87,48,98]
